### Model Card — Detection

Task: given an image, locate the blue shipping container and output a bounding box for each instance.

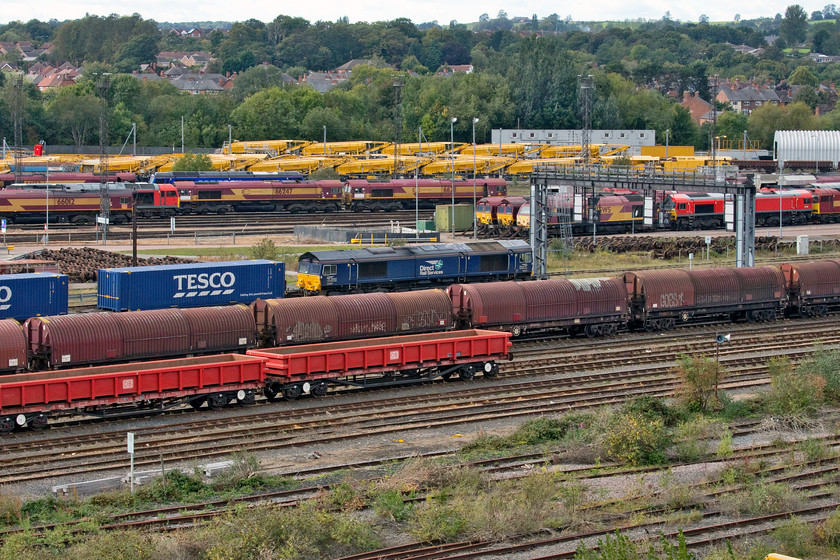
[97,260,285,311]
[0,273,68,320]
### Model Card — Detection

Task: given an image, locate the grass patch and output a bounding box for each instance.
[460,414,596,456]
[718,482,804,516]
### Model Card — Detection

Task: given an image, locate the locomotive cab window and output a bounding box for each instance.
[322,264,337,276]
[678,203,687,210]
[520,253,532,263]
[331,187,342,195]
[134,192,154,205]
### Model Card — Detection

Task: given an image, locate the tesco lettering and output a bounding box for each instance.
[173,272,236,291]
[0,286,11,303]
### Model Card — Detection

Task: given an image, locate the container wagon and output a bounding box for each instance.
[0,354,266,431]
[248,329,511,401]
[98,260,285,311]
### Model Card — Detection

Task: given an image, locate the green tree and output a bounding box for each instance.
[748,102,787,148]
[114,34,159,72]
[780,5,809,45]
[171,153,214,171]
[789,65,818,85]
[46,90,100,147]
[716,111,749,142]
[232,64,288,101]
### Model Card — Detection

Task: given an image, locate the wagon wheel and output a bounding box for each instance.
[207,393,230,410]
[283,385,303,401]
[189,398,205,410]
[0,417,13,434]
[440,372,456,382]
[264,385,280,402]
[310,382,328,398]
[28,415,48,431]
[482,362,498,379]
[459,365,475,381]
[236,391,256,406]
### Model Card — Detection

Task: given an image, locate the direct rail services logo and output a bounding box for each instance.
[419,260,444,276]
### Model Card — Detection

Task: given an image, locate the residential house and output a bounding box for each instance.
[716,81,781,114]
[301,71,346,92]
[435,64,474,77]
[681,91,716,125]
[170,73,231,94]
[809,53,840,63]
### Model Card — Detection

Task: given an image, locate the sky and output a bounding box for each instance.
[0,0,829,27]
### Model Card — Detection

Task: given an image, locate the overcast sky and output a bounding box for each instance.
[0,0,827,27]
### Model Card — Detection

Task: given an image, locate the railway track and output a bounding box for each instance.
[2,316,838,485]
[1,209,431,243]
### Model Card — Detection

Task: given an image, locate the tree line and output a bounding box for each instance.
[1,7,840,153]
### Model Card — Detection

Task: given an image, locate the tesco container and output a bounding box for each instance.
[97,260,285,311]
[0,273,68,321]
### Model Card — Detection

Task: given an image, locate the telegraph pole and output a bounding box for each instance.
[98,78,111,245]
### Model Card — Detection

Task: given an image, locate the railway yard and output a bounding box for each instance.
[2,209,840,558]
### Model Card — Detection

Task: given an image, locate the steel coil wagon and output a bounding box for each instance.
[448,278,627,337]
[780,260,840,316]
[623,266,786,330]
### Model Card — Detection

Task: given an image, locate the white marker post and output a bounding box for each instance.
[127,432,135,493]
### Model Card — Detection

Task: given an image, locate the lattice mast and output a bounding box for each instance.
[578,74,594,165]
[98,79,110,244]
[12,73,24,184]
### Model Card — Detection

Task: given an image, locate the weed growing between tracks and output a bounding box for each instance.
[10,349,840,557]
